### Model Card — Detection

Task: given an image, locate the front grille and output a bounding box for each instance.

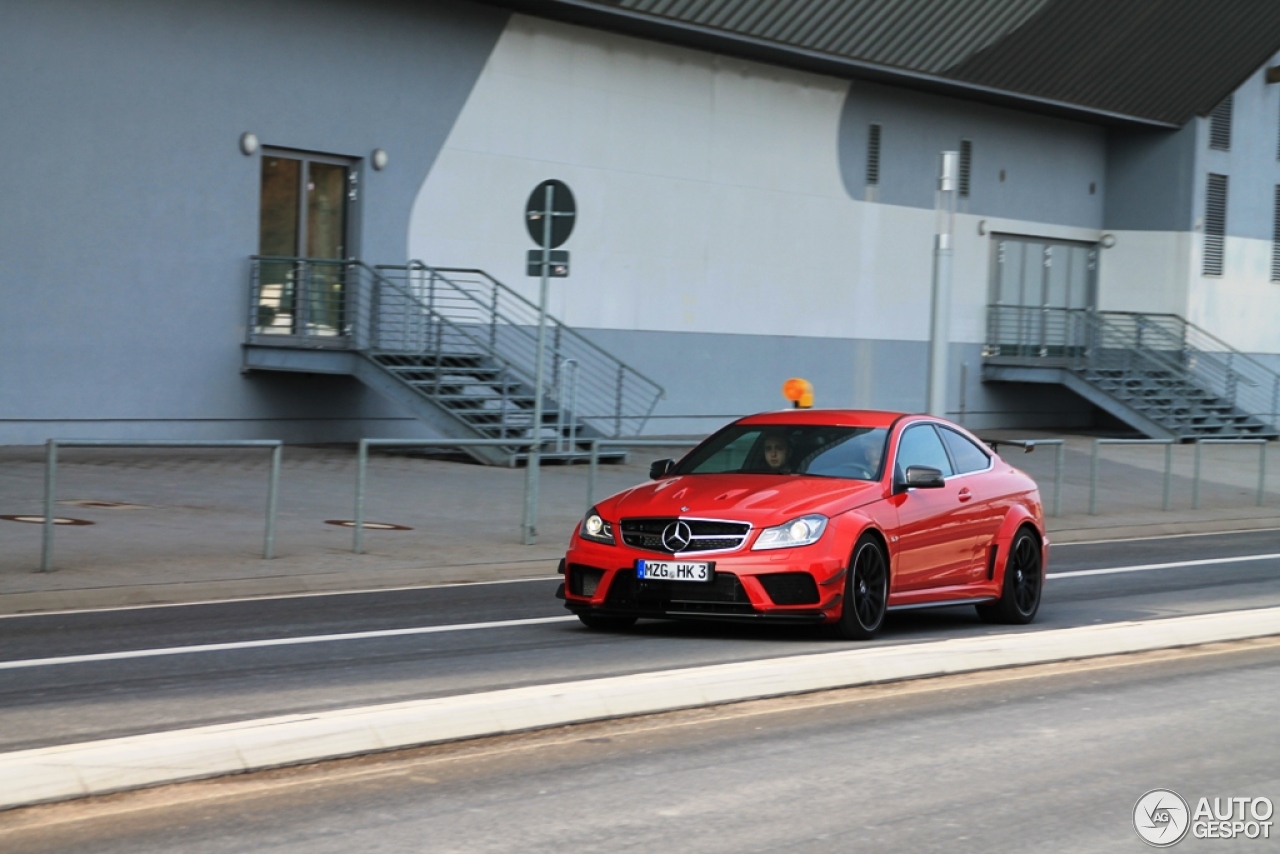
[757,572,820,606]
[604,569,754,615]
[619,518,751,554]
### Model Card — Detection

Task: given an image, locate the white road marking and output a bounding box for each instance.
[5,553,1280,671]
[0,616,579,670]
[1048,552,1280,579]
[0,576,563,620]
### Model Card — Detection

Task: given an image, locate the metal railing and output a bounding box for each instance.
[1192,438,1268,510]
[1088,439,1175,515]
[376,262,665,438]
[986,306,1280,432]
[38,440,282,571]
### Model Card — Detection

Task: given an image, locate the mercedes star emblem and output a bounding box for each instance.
[661,520,693,553]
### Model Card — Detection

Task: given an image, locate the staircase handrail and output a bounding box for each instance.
[377,261,665,435]
[1098,311,1277,380]
[249,254,531,387]
[1096,311,1279,425]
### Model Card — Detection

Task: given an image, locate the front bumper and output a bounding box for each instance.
[561,540,847,625]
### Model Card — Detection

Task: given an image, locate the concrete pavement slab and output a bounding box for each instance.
[1,436,1277,614]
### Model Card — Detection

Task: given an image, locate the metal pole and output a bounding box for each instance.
[1088,439,1100,515]
[1259,441,1268,507]
[355,439,368,554]
[1162,442,1172,511]
[1192,439,1202,510]
[264,443,281,559]
[522,183,554,545]
[1053,441,1064,518]
[927,151,958,417]
[587,438,600,511]
[41,440,57,572]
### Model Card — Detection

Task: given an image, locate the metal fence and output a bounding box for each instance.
[38,440,282,572]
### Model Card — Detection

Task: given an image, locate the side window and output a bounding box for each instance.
[939,427,991,475]
[895,425,954,478]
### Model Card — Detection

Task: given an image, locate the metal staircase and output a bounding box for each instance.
[242,256,664,465]
[984,307,1279,441]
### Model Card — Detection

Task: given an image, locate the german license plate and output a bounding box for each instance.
[636,559,712,582]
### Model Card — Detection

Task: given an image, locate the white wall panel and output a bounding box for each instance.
[410,14,1106,348]
[1190,235,1280,352]
[1095,231,1191,314]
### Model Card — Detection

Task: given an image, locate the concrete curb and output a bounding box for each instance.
[4,606,1280,811]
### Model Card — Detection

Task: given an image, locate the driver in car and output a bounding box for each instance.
[762,433,792,473]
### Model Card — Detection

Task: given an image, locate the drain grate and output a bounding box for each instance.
[324,519,413,531]
[1,515,95,526]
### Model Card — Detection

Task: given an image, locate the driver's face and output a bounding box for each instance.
[764,438,788,469]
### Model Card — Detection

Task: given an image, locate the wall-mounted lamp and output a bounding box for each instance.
[371,148,389,171]
[977,219,987,236]
[239,132,259,156]
[1100,233,1117,248]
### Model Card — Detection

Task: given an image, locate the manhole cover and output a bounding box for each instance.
[1,515,95,526]
[58,500,149,509]
[324,519,413,531]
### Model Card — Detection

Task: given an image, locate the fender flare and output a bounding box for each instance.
[989,504,1045,583]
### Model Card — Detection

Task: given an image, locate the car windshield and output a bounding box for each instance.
[674,424,889,480]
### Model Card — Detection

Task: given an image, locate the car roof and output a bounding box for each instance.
[736,409,907,429]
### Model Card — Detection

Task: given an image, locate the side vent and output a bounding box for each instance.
[1203,173,1228,276]
[866,123,881,186]
[1209,95,1233,150]
[959,139,972,198]
[1273,186,1280,282]
[987,544,998,581]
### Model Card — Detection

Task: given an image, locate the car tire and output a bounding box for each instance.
[577,613,637,631]
[976,528,1043,625]
[831,534,889,640]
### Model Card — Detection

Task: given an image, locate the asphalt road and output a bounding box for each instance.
[6,639,1280,853]
[1,529,1278,752]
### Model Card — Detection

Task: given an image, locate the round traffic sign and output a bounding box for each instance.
[525,179,576,248]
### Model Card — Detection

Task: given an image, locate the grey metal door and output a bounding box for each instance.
[988,235,1097,359]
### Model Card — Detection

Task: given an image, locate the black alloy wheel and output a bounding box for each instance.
[976,528,1042,625]
[577,613,637,631]
[832,535,888,640]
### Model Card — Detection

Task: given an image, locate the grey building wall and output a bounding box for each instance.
[1103,124,1198,232]
[0,0,508,443]
[837,79,1106,228]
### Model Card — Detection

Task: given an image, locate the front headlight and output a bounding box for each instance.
[751,514,828,550]
[580,507,615,545]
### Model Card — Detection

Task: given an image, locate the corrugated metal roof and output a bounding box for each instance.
[488,0,1280,127]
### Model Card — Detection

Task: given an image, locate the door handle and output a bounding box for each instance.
[958,487,972,502]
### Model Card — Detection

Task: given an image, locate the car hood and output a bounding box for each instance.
[601,474,883,525]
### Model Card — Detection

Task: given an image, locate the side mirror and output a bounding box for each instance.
[649,458,676,480]
[897,465,946,492]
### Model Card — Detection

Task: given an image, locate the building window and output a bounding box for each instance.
[1272,186,1280,282]
[1203,173,1228,276]
[1209,95,1233,150]
[866,123,881,187]
[958,139,972,198]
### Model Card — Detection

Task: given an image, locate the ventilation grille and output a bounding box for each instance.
[1209,95,1233,150]
[1273,186,1280,282]
[959,139,972,198]
[866,123,881,186]
[1204,173,1228,276]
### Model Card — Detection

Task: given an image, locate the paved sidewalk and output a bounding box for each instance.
[1,433,1278,615]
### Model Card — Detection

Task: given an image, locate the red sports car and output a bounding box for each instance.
[558,409,1046,639]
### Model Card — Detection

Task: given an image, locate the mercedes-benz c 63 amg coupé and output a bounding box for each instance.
[558,410,1046,640]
